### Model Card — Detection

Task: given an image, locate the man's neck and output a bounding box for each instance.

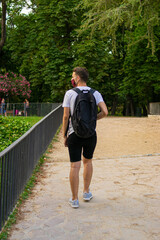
[77,81,87,87]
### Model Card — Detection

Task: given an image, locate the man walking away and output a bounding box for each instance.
[62,67,108,208]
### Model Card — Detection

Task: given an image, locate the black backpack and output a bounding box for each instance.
[71,88,97,138]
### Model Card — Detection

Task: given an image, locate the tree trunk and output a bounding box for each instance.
[143,105,148,116]
[111,96,118,115]
[0,0,7,54]
[125,102,130,116]
[125,95,134,116]
[130,98,134,116]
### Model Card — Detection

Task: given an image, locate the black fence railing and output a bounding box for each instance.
[0,104,63,231]
[0,102,61,117]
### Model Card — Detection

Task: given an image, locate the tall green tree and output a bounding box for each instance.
[73,27,126,114]
[79,0,160,115]
[2,0,160,114]
[120,31,160,114]
[6,0,84,102]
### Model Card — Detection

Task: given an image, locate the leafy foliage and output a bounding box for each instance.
[0,116,41,152]
[4,0,83,102]
[78,0,160,114]
[80,0,160,54]
[1,0,160,115]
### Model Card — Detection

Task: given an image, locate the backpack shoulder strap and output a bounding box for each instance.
[72,88,81,94]
[72,87,96,95]
[89,88,96,95]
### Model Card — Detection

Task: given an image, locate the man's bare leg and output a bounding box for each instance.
[69,161,81,200]
[83,157,93,193]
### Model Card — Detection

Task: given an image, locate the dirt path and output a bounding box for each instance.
[49,117,160,162]
[8,117,160,240]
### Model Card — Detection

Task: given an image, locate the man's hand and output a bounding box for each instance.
[62,107,70,145]
[97,102,108,120]
[64,136,68,147]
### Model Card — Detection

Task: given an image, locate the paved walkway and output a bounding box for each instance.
[8,154,160,240]
[8,117,160,240]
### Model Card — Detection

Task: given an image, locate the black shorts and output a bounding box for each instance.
[67,132,97,162]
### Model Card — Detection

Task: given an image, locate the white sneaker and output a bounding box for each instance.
[83,191,93,201]
[69,198,79,208]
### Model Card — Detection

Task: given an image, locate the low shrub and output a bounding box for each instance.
[0,117,32,152]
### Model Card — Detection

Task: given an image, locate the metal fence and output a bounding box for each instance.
[149,102,160,115]
[0,104,63,231]
[0,102,61,117]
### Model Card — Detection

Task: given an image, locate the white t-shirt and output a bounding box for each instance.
[62,86,104,135]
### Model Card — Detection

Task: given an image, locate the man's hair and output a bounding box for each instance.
[73,67,89,83]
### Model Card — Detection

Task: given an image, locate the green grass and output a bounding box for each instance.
[11,116,42,126]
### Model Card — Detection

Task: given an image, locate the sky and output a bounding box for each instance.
[21,0,32,14]
[21,7,32,14]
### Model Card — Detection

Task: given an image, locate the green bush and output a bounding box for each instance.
[0,116,32,152]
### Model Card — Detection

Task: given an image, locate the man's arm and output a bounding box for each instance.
[62,107,70,146]
[97,101,108,120]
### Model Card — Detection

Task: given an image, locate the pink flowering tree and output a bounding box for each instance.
[0,72,31,102]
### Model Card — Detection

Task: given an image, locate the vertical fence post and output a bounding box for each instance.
[24,103,26,117]
[13,104,15,117]
[1,104,4,116]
